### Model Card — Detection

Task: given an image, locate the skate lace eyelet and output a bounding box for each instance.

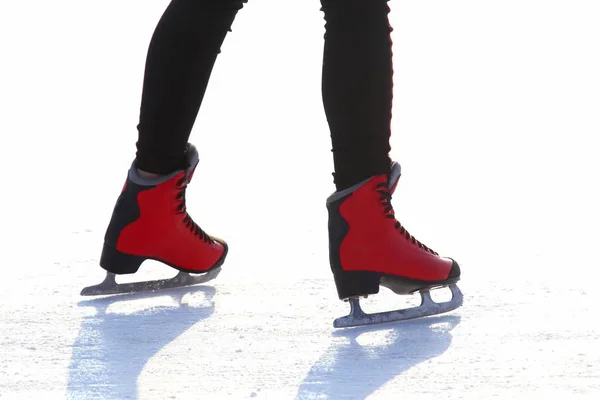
[375,182,438,256]
[176,178,214,244]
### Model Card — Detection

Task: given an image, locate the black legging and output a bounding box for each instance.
[135,0,392,190]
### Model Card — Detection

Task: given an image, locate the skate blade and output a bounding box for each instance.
[80,267,221,296]
[333,284,463,328]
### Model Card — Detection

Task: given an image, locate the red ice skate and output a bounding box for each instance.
[327,164,463,327]
[81,143,226,296]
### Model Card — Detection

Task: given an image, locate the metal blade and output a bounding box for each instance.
[80,267,221,296]
[333,284,463,328]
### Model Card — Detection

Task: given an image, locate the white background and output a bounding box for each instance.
[1,1,599,398]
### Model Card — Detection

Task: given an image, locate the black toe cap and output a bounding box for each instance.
[447,259,461,279]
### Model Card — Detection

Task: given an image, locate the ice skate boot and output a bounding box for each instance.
[327,168,463,327]
[81,143,227,296]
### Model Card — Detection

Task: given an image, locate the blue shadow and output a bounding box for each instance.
[67,285,216,399]
[297,315,461,399]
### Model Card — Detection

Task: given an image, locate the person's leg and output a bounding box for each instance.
[321,0,462,327]
[135,0,247,175]
[321,0,393,190]
[83,0,247,295]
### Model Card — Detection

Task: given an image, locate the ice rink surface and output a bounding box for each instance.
[1,1,599,398]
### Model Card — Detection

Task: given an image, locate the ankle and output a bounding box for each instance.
[333,156,392,191]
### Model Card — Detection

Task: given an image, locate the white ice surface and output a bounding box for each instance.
[1,1,600,399]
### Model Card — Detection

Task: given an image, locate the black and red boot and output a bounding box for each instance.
[81,143,227,296]
[327,165,463,327]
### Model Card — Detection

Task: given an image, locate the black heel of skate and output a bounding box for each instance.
[99,243,146,274]
[333,270,382,300]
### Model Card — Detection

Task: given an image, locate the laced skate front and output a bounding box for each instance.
[375,182,438,255]
[175,176,214,244]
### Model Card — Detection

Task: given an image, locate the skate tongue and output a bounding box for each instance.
[183,143,200,183]
[389,161,401,194]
